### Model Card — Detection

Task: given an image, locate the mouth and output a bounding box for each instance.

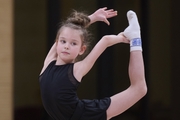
[61,51,70,55]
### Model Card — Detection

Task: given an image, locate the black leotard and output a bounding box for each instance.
[39,60,110,120]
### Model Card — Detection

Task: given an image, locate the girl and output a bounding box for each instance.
[39,7,147,120]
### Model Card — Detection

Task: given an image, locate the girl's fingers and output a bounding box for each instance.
[118,33,130,43]
[107,11,118,18]
[106,9,114,12]
[101,7,108,10]
[104,19,110,25]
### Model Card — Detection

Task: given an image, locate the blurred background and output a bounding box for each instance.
[0,0,180,120]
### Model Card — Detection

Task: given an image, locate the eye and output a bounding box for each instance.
[71,42,77,46]
[60,40,66,44]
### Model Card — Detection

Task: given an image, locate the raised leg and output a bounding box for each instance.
[106,10,147,120]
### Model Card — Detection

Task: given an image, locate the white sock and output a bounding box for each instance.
[123,10,142,51]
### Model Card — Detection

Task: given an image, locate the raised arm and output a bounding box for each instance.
[40,43,57,75]
[74,33,129,81]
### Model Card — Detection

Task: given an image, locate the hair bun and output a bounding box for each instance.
[66,10,90,28]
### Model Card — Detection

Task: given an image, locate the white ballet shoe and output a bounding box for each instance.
[124,10,141,40]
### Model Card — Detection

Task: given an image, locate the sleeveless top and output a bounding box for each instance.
[39,60,80,120]
[39,60,111,120]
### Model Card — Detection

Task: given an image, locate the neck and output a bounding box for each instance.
[56,56,75,65]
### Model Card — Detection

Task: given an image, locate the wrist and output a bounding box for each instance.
[88,14,96,25]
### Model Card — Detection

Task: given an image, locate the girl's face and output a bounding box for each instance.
[56,27,86,64]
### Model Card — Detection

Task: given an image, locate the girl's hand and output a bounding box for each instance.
[89,7,117,25]
[118,32,130,44]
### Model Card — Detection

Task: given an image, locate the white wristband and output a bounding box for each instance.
[130,38,142,52]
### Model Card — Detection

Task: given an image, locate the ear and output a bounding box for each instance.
[79,45,86,55]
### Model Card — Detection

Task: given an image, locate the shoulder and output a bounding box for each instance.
[40,60,56,76]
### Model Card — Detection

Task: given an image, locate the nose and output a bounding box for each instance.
[64,43,69,50]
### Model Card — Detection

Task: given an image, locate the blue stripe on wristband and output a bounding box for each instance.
[130,38,142,47]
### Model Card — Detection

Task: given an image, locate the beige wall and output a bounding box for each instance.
[0,0,13,120]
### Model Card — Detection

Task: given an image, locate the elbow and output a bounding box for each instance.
[102,36,109,45]
[102,35,112,47]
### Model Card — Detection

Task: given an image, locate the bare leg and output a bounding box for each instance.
[106,11,147,119]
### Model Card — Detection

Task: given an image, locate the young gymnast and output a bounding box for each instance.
[39,7,147,120]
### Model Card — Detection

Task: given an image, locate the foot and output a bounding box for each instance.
[123,10,141,40]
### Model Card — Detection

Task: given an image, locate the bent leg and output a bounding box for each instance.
[106,51,147,119]
[106,10,147,120]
